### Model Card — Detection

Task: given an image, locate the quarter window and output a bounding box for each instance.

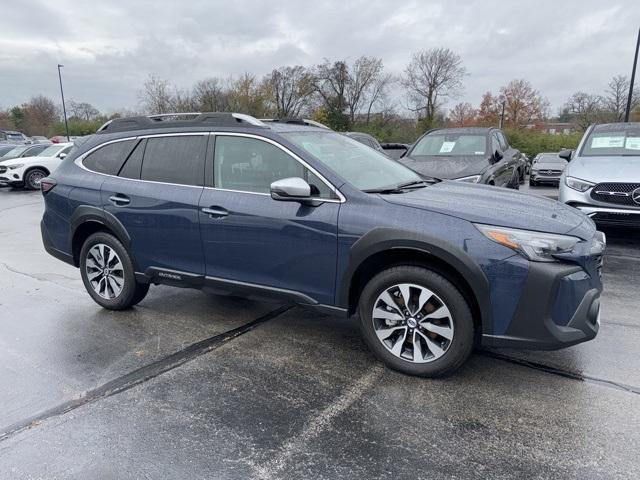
[213,136,335,198]
[119,139,145,179]
[140,136,206,186]
[83,140,136,175]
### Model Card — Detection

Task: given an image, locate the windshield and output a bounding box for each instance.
[1,145,29,158]
[581,125,640,157]
[411,133,486,157]
[537,154,566,163]
[38,145,66,157]
[282,131,421,191]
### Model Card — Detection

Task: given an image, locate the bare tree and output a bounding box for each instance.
[563,92,606,130]
[227,73,271,117]
[68,101,100,121]
[139,74,174,114]
[23,96,58,135]
[344,56,384,122]
[448,102,477,127]
[312,60,349,112]
[401,48,466,127]
[604,75,639,121]
[263,66,315,118]
[192,78,231,112]
[365,73,395,124]
[498,79,549,127]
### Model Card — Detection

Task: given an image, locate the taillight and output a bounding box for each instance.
[40,178,57,195]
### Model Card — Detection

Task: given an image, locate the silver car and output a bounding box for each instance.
[559,122,640,226]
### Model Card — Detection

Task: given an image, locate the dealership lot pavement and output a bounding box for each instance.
[1,185,639,479]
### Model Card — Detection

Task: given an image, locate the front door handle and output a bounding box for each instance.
[202,206,228,218]
[109,194,130,206]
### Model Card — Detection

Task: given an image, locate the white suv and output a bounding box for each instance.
[559,122,640,227]
[0,143,73,190]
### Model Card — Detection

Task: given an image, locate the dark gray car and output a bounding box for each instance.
[398,127,522,188]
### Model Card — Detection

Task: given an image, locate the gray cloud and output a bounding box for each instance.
[1,0,639,114]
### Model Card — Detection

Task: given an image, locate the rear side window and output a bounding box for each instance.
[140,135,206,186]
[83,140,136,175]
[119,139,145,179]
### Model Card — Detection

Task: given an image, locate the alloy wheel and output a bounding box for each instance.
[85,244,125,299]
[28,170,45,189]
[372,283,454,363]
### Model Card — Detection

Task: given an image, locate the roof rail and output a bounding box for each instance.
[260,118,332,130]
[96,112,267,134]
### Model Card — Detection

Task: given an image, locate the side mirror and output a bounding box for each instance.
[558,149,573,161]
[58,153,67,159]
[492,150,503,162]
[271,177,313,204]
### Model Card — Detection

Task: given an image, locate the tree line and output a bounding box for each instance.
[1,47,638,148]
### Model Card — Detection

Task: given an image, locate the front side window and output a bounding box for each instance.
[581,125,640,157]
[412,133,487,157]
[141,135,206,186]
[83,140,136,175]
[282,131,420,191]
[213,135,335,198]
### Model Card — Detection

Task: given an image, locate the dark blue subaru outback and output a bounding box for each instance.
[40,113,605,377]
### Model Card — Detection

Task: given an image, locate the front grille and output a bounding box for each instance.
[0,166,6,174]
[591,182,640,206]
[537,169,562,176]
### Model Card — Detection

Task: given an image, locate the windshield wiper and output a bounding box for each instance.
[364,179,433,194]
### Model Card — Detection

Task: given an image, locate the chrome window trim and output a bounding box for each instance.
[75,131,346,203]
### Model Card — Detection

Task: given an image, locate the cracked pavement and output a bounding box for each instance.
[0,186,639,479]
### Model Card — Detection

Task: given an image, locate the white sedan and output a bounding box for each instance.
[0,143,73,190]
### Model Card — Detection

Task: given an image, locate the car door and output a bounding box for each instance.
[489,133,510,186]
[198,133,341,306]
[100,134,207,277]
[497,131,519,185]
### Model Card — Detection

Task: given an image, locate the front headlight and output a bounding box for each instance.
[455,175,481,183]
[475,224,581,262]
[7,164,24,170]
[565,176,594,192]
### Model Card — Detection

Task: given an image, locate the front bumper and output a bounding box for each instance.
[481,237,603,350]
[560,180,640,226]
[530,172,561,184]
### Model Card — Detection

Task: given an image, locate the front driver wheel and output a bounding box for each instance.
[358,266,474,377]
[79,232,149,310]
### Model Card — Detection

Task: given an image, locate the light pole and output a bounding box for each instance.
[625,28,640,122]
[57,64,70,141]
[499,101,506,129]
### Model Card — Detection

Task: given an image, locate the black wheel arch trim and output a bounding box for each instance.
[69,206,132,265]
[339,227,493,333]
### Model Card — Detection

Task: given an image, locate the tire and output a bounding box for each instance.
[24,168,47,190]
[357,266,474,377]
[529,179,537,187]
[79,232,149,310]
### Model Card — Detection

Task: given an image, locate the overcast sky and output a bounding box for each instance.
[1,0,639,115]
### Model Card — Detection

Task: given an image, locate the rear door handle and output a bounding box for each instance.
[109,194,130,206]
[202,206,228,218]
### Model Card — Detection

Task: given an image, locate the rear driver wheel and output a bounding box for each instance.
[79,232,149,310]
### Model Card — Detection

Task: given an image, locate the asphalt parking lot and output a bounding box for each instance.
[0,183,639,479]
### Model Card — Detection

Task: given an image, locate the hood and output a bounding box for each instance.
[533,161,567,171]
[381,181,595,240]
[568,155,640,182]
[0,155,42,166]
[399,154,490,180]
